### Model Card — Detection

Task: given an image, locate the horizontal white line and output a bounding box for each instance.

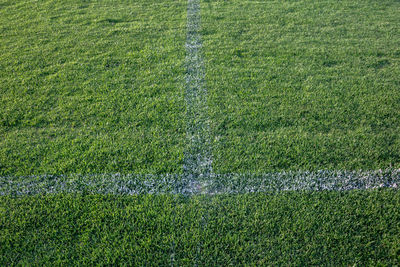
[1,169,399,195]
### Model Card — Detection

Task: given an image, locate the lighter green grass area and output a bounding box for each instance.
[0,0,187,176]
[1,191,399,265]
[202,0,400,173]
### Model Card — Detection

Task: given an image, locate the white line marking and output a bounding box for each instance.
[1,170,399,195]
[183,1,212,263]
[183,0,213,192]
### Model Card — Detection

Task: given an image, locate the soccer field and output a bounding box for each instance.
[0,0,187,176]
[2,192,400,265]
[1,0,400,265]
[203,0,400,173]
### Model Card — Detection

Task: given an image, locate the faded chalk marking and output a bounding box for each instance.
[1,170,399,195]
[183,0,212,263]
[183,0,213,194]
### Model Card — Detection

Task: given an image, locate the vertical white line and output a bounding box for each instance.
[183,0,212,264]
[183,0,213,193]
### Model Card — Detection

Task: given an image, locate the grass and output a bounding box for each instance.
[1,0,400,264]
[1,190,400,265]
[0,0,187,176]
[202,0,400,173]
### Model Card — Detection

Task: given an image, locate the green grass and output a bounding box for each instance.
[1,0,400,264]
[1,190,400,265]
[202,0,400,173]
[0,0,187,176]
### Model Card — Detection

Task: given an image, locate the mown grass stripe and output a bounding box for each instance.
[1,170,399,195]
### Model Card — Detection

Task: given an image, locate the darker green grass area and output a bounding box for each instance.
[202,0,400,173]
[1,190,399,265]
[0,0,187,176]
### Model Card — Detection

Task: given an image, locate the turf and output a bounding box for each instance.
[202,0,400,173]
[1,190,400,265]
[1,0,400,264]
[0,0,187,176]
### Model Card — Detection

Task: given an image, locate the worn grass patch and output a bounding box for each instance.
[202,0,400,173]
[0,0,187,176]
[1,190,399,265]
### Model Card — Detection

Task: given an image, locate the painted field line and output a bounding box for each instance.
[1,170,399,195]
[183,0,213,192]
[181,0,212,263]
